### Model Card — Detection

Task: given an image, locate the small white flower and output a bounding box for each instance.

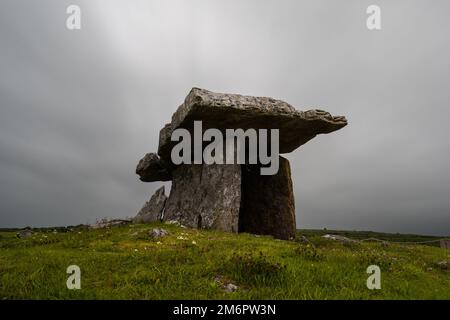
[192,241,197,245]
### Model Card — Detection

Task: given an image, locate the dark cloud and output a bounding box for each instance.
[1,0,449,235]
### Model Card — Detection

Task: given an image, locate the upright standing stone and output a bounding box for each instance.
[239,156,296,240]
[164,164,241,232]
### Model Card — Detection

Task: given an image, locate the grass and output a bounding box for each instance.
[0,223,449,299]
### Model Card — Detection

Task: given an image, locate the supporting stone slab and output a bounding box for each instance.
[164,164,241,233]
[239,157,296,240]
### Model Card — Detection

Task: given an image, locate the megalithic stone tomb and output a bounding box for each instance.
[134,88,347,239]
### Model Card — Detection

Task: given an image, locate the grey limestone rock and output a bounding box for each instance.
[136,153,171,182]
[164,163,241,233]
[157,87,347,163]
[133,186,167,223]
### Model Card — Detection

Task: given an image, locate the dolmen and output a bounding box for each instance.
[134,88,347,239]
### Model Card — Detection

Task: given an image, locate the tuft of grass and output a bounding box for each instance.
[294,244,323,261]
[222,251,287,286]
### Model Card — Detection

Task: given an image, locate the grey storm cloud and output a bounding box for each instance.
[1,0,449,235]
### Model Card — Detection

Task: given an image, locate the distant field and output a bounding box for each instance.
[0,223,449,299]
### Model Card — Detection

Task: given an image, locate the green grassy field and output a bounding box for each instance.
[0,223,449,299]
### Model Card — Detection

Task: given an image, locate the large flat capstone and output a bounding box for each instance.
[157,87,347,164]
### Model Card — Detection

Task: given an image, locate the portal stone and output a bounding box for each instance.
[239,157,296,240]
[164,163,241,232]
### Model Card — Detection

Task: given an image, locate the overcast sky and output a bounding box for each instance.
[1,0,449,235]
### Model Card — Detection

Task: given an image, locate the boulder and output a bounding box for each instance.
[133,186,167,223]
[16,228,33,238]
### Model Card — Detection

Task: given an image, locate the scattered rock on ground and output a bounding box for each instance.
[322,234,356,243]
[436,261,449,270]
[298,235,316,247]
[91,218,131,229]
[148,228,169,239]
[165,220,181,226]
[16,228,33,238]
[214,275,238,293]
[224,283,238,292]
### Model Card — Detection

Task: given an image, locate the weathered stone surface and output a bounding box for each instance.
[239,157,296,240]
[158,88,347,163]
[164,164,241,232]
[136,153,171,182]
[133,186,167,223]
